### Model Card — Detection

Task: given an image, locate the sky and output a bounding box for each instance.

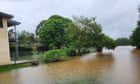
[0,0,140,39]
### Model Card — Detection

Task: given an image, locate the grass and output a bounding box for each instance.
[55,75,96,84]
[0,63,31,72]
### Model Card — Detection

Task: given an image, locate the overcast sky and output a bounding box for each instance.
[0,0,140,39]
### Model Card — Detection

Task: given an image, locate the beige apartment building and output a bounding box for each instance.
[0,12,20,65]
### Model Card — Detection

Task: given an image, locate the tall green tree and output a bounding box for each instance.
[130,21,140,49]
[65,16,96,55]
[115,37,130,46]
[102,35,116,50]
[36,15,73,49]
[72,16,103,48]
[66,16,115,53]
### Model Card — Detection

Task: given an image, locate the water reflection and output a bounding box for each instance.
[95,46,140,84]
[131,49,140,84]
[0,46,140,84]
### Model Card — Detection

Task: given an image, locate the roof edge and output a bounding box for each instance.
[0,12,13,19]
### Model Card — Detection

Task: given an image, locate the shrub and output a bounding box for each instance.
[65,48,77,56]
[43,49,67,63]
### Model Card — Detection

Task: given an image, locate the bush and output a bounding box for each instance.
[43,49,67,63]
[65,48,77,56]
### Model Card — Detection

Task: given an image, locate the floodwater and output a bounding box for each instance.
[0,46,140,84]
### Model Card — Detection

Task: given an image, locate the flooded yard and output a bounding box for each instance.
[0,46,140,84]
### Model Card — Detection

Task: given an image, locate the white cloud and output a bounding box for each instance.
[0,0,140,38]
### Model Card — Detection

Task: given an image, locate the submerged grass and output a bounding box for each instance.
[56,80,95,84]
[70,80,94,84]
[55,75,96,84]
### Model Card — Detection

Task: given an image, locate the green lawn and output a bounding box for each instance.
[0,63,31,72]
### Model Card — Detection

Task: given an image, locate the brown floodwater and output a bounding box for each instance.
[0,46,140,84]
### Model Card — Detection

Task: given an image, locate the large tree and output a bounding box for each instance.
[66,16,115,53]
[130,21,140,49]
[36,15,73,49]
[65,16,97,55]
[101,35,116,50]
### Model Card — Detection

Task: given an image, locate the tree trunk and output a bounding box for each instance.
[96,47,103,56]
[77,48,81,56]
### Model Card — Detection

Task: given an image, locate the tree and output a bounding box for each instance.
[18,30,35,47]
[66,16,115,53]
[65,23,84,55]
[115,37,130,46]
[36,15,116,54]
[65,16,100,55]
[102,35,116,50]
[130,21,140,49]
[92,33,116,52]
[36,15,72,36]
[36,15,73,49]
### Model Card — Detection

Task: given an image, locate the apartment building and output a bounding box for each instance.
[0,12,20,65]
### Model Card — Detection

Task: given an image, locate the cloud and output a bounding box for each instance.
[0,0,140,39]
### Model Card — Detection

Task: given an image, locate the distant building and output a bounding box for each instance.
[0,12,20,65]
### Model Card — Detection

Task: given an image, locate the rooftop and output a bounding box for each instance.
[0,12,20,27]
[7,20,21,27]
[0,12,13,19]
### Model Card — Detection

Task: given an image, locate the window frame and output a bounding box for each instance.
[0,18,3,28]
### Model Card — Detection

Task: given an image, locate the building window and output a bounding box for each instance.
[0,19,3,28]
[8,29,16,42]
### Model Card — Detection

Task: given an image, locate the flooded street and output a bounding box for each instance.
[0,46,140,84]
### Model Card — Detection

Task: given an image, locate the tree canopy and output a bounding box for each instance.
[36,15,116,53]
[36,15,73,49]
[65,16,115,53]
[130,21,140,49]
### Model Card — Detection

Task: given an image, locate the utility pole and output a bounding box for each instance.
[14,25,18,64]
